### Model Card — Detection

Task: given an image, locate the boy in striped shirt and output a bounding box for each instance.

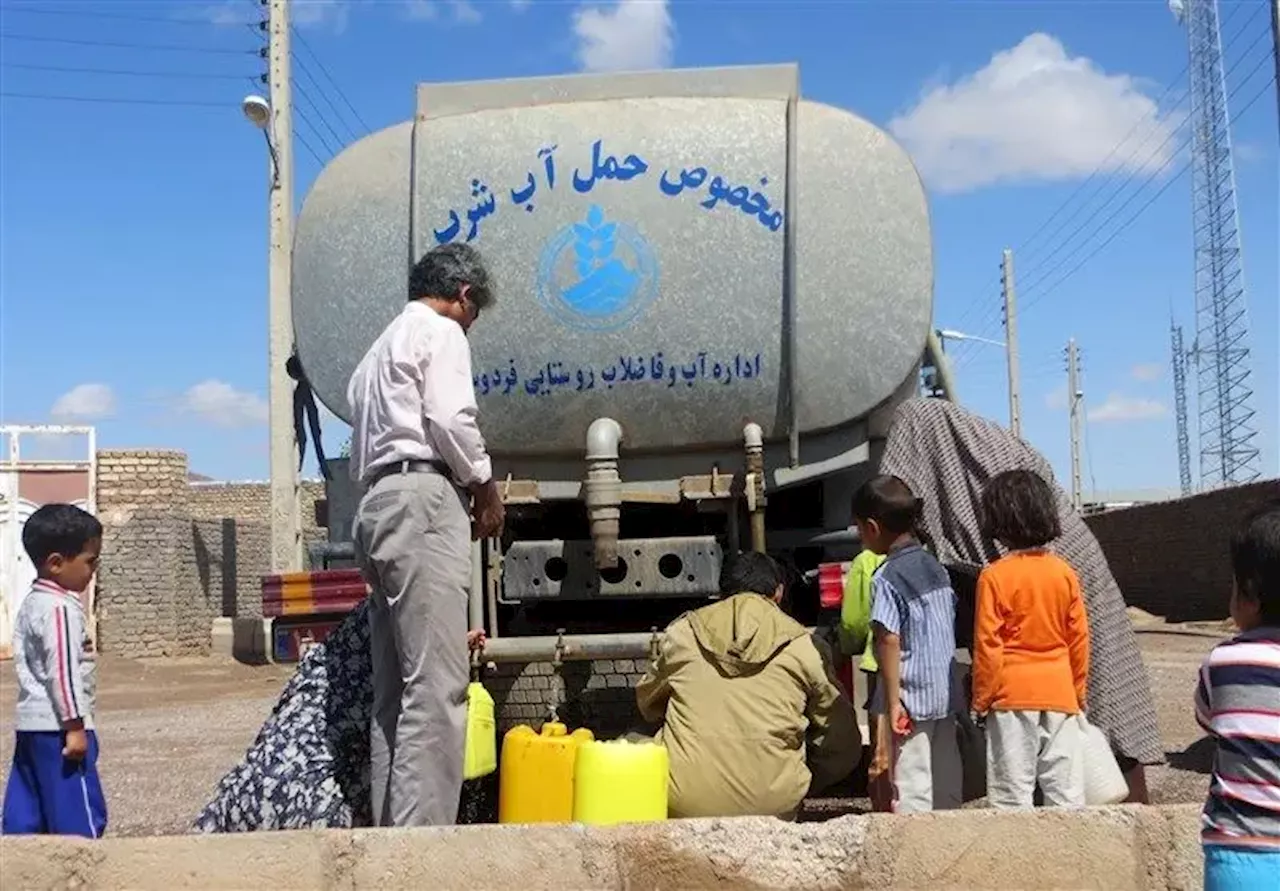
[1195,503,1280,889]
[2,503,107,838]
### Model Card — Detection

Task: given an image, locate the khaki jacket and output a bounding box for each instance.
[636,594,860,819]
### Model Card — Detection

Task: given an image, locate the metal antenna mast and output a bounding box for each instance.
[1171,321,1193,496]
[1170,0,1262,488]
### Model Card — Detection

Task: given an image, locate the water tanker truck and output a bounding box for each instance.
[290,64,951,669]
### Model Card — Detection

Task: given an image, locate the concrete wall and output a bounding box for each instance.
[94,450,328,658]
[0,805,1204,890]
[1085,479,1280,623]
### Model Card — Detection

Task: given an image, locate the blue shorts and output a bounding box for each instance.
[2,730,108,838]
[1203,845,1280,891]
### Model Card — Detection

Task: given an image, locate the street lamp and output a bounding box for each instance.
[241,94,280,189]
[935,327,1021,437]
[935,328,1007,351]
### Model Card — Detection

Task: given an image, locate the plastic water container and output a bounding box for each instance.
[463,682,497,781]
[1079,715,1129,805]
[498,722,594,823]
[573,738,669,825]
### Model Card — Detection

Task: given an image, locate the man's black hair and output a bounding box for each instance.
[850,474,921,536]
[22,503,103,568]
[1231,502,1280,626]
[409,243,495,310]
[979,469,1062,550]
[719,550,784,598]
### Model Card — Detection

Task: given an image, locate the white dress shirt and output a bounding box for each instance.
[346,301,493,488]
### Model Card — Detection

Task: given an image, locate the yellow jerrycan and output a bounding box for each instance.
[498,721,594,823]
[462,681,497,781]
[573,738,669,825]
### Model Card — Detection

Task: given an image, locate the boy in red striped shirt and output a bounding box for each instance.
[2,503,107,838]
[1195,503,1280,889]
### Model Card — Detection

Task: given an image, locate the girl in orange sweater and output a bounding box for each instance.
[973,469,1090,809]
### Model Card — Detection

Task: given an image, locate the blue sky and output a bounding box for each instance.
[1,0,1276,493]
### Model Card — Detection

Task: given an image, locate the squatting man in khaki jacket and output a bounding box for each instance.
[635,551,861,819]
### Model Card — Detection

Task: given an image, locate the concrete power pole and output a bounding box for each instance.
[1001,249,1023,439]
[1066,338,1083,512]
[267,0,303,573]
[1272,0,1280,139]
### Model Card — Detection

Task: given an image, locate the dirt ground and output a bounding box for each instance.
[0,627,1221,837]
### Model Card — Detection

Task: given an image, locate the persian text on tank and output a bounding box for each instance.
[473,351,764,398]
[430,140,783,245]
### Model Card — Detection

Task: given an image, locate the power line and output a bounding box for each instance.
[0,32,257,55]
[1014,66,1277,319]
[291,26,370,134]
[944,2,1258,342]
[954,54,1275,373]
[0,91,229,107]
[294,94,341,156]
[1,6,250,27]
[3,62,251,80]
[292,53,359,144]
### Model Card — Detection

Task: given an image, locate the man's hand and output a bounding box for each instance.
[62,726,88,762]
[890,700,912,737]
[470,479,506,541]
[467,629,487,652]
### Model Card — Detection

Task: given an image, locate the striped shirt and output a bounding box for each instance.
[12,579,96,732]
[869,542,958,721]
[1195,627,1280,851]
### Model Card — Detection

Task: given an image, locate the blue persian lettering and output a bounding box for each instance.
[472,351,763,397]
[431,140,782,245]
[572,139,649,193]
[660,167,783,232]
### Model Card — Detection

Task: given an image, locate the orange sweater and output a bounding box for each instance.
[971,551,1089,716]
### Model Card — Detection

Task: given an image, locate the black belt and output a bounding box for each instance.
[367,459,454,488]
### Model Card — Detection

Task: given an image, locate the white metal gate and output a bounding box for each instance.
[0,425,97,658]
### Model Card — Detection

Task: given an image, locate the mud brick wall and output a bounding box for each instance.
[94,450,329,657]
[1084,479,1280,623]
[188,480,326,533]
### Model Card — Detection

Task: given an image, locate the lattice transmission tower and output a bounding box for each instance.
[1170,321,1193,495]
[1169,0,1262,488]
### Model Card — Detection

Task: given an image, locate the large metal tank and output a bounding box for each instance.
[293,65,932,473]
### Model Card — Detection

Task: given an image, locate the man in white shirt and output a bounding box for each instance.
[346,242,505,827]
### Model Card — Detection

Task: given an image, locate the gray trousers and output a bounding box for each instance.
[353,467,472,827]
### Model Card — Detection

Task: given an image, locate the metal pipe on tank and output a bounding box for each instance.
[743,422,767,553]
[481,632,654,663]
[479,626,821,664]
[584,417,624,570]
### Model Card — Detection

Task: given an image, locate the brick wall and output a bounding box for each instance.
[94,450,328,658]
[487,660,647,738]
[1085,479,1280,623]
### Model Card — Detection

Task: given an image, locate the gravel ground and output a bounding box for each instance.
[0,626,1221,837]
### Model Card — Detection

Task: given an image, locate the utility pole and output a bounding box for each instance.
[267,0,302,573]
[1066,338,1083,512]
[1272,0,1280,138]
[1001,249,1023,439]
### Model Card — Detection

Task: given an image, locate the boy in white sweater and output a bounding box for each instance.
[2,503,106,837]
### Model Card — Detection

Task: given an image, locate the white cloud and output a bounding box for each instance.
[1087,392,1167,423]
[403,0,481,23]
[404,0,438,20]
[1130,362,1164,382]
[573,0,674,73]
[178,380,269,428]
[889,33,1180,193]
[50,384,116,423]
[208,0,348,30]
[1044,384,1068,411]
[511,0,532,10]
